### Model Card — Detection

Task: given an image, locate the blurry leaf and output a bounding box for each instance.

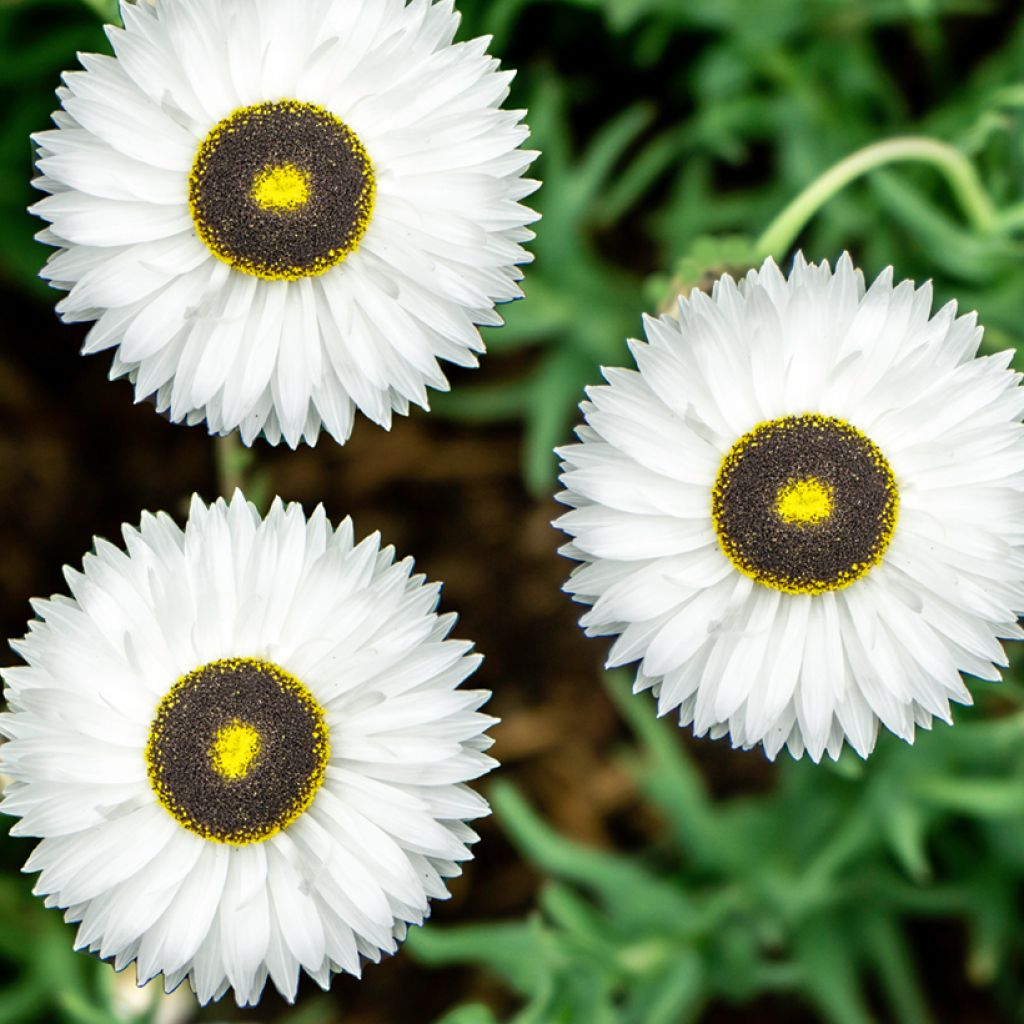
[522,347,595,495]
[570,103,655,214]
[858,911,934,1024]
[911,776,1024,816]
[965,868,1016,985]
[624,954,705,1024]
[869,170,1020,282]
[432,378,532,422]
[491,781,695,924]
[54,992,117,1024]
[602,672,727,869]
[433,1006,500,1024]
[879,799,932,883]
[79,0,120,21]
[410,916,554,995]
[593,130,683,227]
[793,917,874,1024]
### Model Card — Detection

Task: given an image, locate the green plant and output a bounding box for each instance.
[412,671,1024,1023]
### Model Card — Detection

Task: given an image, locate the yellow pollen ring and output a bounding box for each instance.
[775,476,834,525]
[210,719,262,780]
[252,163,310,211]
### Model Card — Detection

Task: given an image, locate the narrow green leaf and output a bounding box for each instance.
[409,917,552,996]
[625,953,705,1024]
[431,378,533,422]
[491,781,694,924]
[602,671,726,869]
[522,348,595,494]
[880,799,932,882]
[858,911,934,1024]
[793,918,874,1024]
[911,776,1024,817]
[55,991,117,1024]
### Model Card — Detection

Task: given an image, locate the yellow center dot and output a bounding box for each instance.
[775,476,834,525]
[209,719,262,780]
[251,163,310,211]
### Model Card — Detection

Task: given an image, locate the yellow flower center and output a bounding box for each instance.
[209,719,262,780]
[251,163,311,211]
[774,476,834,525]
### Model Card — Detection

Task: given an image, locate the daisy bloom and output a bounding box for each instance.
[0,493,494,1005]
[32,0,539,447]
[556,253,1024,761]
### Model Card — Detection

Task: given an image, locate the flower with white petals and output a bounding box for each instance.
[1,492,494,1005]
[556,253,1024,761]
[33,0,539,447]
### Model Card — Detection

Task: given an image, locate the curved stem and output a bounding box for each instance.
[756,136,999,259]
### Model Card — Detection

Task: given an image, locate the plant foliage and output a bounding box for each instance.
[412,671,1024,1023]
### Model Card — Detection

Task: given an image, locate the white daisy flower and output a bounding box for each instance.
[0,492,494,1005]
[32,0,539,447]
[556,253,1024,762]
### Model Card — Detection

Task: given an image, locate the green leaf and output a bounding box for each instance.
[602,671,726,869]
[879,799,933,882]
[522,347,595,495]
[491,781,695,925]
[409,917,554,996]
[624,952,705,1024]
[857,911,935,1024]
[54,991,117,1024]
[911,776,1024,817]
[793,917,874,1024]
[870,170,1019,282]
[434,1006,501,1024]
[78,0,121,23]
[431,378,533,422]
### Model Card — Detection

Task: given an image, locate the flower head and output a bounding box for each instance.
[556,254,1024,761]
[1,493,494,1004]
[33,0,539,447]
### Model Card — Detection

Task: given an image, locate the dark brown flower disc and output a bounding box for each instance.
[711,414,899,595]
[145,657,329,844]
[188,100,375,281]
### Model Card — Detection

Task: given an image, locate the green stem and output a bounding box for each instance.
[756,136,999,258]
[214,434,248,498]
[214,435,272,510]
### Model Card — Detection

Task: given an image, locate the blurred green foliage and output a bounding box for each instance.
[412,671,1024,1023]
